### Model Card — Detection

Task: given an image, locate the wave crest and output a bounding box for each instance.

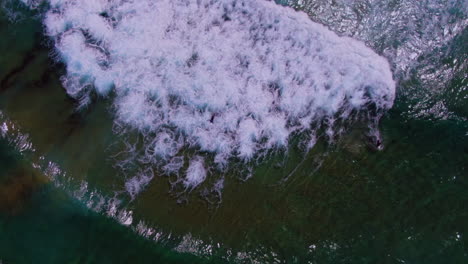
[27,0,395,195]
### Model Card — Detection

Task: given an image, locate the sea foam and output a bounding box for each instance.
[23,0,395,195]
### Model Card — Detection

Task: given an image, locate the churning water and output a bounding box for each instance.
[16,0,396,195]
[0,0,466,263]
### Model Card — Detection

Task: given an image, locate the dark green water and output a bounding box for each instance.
[0,1,467,263]
[0,139,216,264]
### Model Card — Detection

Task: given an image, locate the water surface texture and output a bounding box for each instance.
[0,0,467,263]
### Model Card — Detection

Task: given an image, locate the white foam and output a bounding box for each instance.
[184,156,207,189]
[26,0,395,193]
[125,169,154,200]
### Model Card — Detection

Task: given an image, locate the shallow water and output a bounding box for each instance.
[0,0,467,263]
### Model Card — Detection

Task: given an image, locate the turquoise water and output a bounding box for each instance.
[0,1,467,263]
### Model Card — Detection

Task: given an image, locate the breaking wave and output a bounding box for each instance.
[20,0,395,194]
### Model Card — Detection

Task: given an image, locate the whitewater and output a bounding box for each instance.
[19,0,395,193]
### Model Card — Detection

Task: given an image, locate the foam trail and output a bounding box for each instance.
[22,0,395,195]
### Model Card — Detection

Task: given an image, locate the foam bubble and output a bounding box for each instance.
[125,169,154,200]
[184,156,207,189]
[25,0,395,195]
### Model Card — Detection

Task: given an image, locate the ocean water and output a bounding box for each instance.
[0,0,467,263]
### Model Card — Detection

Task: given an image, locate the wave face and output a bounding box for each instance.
[284,0,467,120]
[23,0,394,190]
